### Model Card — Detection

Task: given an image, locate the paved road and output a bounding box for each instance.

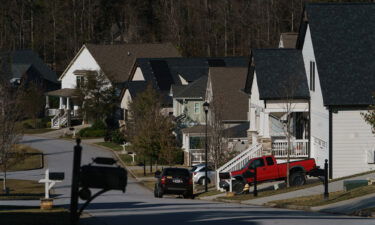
[3,136,374,225]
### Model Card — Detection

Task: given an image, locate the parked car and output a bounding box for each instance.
[220,155,319,194]
[154,168,194,199]
[191,164,216,185]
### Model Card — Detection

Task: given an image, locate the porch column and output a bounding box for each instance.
[263,112,270,138]
[45,96,50,109]
[249,107,256,131]
[259,111,264,136]
[59,97,63,109]
[66,97,70,110]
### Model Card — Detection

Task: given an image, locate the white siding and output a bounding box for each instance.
[332,110,375,178]
[132,67,145,81]
[61,46,101,89]
[302,25,329,167]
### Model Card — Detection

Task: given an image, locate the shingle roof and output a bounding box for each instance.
[0,50,58,83]
[84,43,181,83]
[124,81,148,99]
[247,49,310,100]
[173,76,208,99]
[45,88,77,97]
[209,67,249,121]
[279,33,298,48]
[298,3,375,106]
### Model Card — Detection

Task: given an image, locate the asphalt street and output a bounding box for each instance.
[3,136,374,225]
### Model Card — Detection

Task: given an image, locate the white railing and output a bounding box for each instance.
[46,108,59,116]
[216,143,263,190]
[272,139,309,158]
[190,149,205,165]
[51,110,69,129]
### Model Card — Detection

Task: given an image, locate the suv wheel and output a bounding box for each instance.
[198,177,210,185]
[154,185,163,198]
[232,180,245,194]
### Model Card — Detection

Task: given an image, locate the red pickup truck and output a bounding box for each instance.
[220,155,318,194]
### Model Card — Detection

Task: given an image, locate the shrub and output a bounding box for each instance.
[111,130,125,144]
[91,120,106,130]
[78,127,105,137]
[46,121,51,128]
[22,123,33,129]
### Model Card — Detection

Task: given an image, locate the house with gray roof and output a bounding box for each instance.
[0,50,59,91]
[239,3,375,179]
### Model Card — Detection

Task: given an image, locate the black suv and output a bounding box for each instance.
[154,168,194,199]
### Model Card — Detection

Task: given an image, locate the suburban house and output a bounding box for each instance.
[119,57,249,127]
[45,43,181,128]
[182,67,250,166]
[221,3,375,181]
[0,50,59,91]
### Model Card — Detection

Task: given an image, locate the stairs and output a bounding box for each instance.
[216,143,263,190]
[51,110,69,129]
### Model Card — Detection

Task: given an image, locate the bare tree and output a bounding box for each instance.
[0,80,25,192]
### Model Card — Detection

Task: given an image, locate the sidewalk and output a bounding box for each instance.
[242,172,375,205]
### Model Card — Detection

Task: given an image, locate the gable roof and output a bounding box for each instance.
[60,43,181,84]
[209,67,249,121]
[0,50,58,83]
[133,57,249,91]
[124,81,148,99]
[279,33,298,48]
[246,49,310,100]
[173,75,208,99]
[297,3,375,106]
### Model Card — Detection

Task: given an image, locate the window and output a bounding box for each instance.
[309,61,315,91]
[124,109,129,121]
[266,157,274,166]
[194,103,200,114]
[189,136,205,149]
[249,158,265,169]
[76,75,84,88]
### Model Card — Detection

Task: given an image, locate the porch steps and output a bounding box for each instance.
[216,143,263,190]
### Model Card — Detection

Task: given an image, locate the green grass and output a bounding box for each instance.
[0,179,44,199]
[219,179,321,201]
[0,207,69,225]
[269,184,375,208]
[95,142,123,151]
[195,189,222,198]
[0,145,43,172]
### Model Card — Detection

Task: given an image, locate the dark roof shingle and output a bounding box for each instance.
[248,49,310,100]
[299,3,375,106]
[173,76,208,99]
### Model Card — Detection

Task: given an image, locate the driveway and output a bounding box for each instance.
[2,136,374,225]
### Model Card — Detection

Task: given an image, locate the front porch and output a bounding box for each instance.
[45,88,82,129]
[248,100,310,159]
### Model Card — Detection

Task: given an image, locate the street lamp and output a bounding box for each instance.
[203,102,209,192]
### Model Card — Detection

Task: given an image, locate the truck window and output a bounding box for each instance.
[249,158,265,169]
[266,157,274,166]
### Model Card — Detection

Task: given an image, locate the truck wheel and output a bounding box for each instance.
[232,180,245,194]
[290,172,306,186]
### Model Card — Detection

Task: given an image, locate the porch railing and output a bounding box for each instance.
[272,139,309,158]
[190,149,205,165]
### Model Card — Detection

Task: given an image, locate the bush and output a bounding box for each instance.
[111,130,125,144]
[22,123,33,129]
[46,121,51,128]
[91,120,106,130]
[78,127,105,137]
[35,120,46,129]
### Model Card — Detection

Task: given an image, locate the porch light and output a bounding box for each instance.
[203,102,209,113]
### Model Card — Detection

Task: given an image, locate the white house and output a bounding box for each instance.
[240,3,375,179]
[46,43,180,128]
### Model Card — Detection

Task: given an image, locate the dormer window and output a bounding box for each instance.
[309,61,315,91]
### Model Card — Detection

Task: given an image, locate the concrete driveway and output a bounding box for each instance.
[2,136,374,225]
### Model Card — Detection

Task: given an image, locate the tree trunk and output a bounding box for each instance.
[143,157,146,176]
[149,157,153,173]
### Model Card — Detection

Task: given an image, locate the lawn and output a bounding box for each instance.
[0,207,69,225]
[95,142,123,151]
[0,145,43,172]
[218,179,321,201]
[268,184,375,208]
[0,179,44,200]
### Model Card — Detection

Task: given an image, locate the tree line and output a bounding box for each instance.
[0,0,364,74]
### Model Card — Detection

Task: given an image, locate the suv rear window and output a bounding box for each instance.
[164,168,190,177]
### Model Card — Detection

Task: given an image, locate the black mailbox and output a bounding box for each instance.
[50,172,65,180]
[80,165,127,192]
